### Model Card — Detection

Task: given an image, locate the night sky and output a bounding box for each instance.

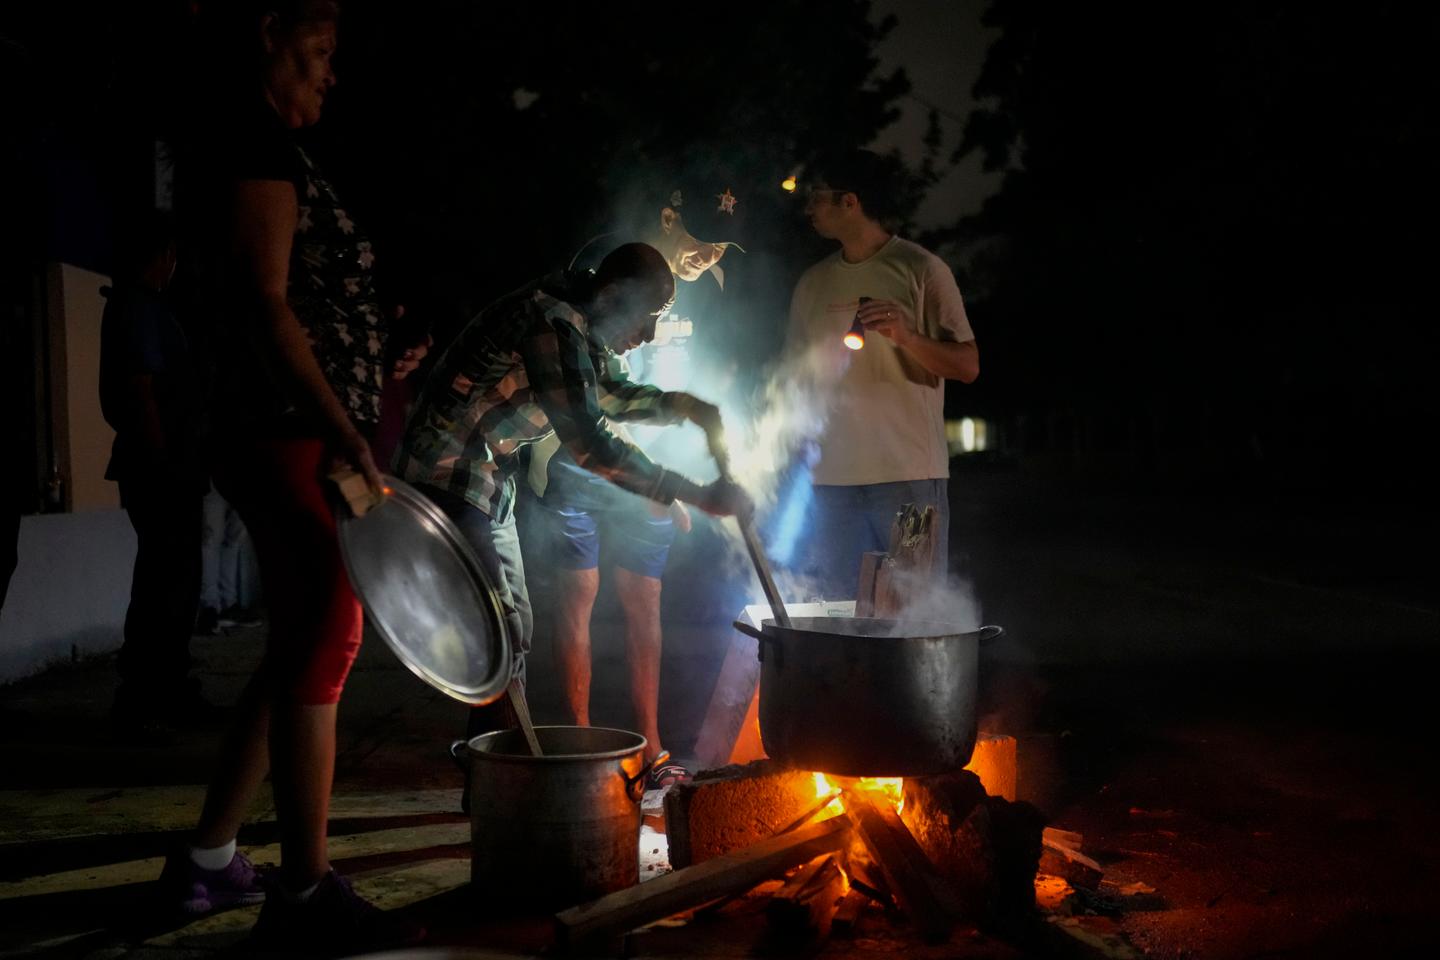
[2,1,1435,504]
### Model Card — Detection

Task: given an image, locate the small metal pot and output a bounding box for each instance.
[735,618,1003,777]
[451,726,662,908]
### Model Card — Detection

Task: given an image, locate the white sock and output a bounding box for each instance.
[188,839,237,871]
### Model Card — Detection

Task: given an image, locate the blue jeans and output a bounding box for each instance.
[200,486,261,611]
[800,479,949,601]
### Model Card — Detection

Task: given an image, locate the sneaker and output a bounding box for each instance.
[247,870,425,956]
[645,758,692,791]
[157,849,267,915]
[195,607,220,636]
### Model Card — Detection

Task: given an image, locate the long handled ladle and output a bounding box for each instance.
[712,444,791,629]
[506,677,543,757]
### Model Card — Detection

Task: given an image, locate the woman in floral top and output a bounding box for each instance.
[157,1,425,951]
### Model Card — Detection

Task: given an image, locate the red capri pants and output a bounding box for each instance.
[213,434,362,705]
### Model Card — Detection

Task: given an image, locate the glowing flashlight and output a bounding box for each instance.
[843,296,871,351]
[781,175,798,193]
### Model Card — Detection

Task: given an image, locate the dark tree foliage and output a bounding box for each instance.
[314,1,913,339]
[938,1,1436,491]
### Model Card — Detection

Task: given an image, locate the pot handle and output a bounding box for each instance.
[977,624,1005,644]
[449,738,469,774]
[732,619,781,665]
[624,749,671,802]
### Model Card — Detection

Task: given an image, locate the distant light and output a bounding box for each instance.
[781,175,797,193]
[945,417,989,454]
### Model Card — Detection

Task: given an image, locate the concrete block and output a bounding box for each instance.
[964,732,1018,801]
[663,760,817,868]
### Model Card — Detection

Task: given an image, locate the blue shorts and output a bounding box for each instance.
[535,464,675,578]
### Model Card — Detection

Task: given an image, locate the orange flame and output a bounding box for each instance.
[813,772,904,815]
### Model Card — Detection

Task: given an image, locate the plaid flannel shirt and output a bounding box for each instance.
[394,275,696,519]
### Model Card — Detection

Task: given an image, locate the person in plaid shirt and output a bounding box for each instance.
[395,242,749,743]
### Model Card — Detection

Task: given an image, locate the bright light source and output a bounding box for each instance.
[781,175,797,193]
[945,417,989,454]
[843,315,866,350]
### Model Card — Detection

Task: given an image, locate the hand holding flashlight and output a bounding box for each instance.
[856,297,915,346]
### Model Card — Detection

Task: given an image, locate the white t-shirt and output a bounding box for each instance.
[787,236,974,486]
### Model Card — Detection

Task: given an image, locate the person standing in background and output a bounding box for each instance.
[526,183,745,788]
[99,210,212,732]
[196,486,262,635]
[787,150,979,597]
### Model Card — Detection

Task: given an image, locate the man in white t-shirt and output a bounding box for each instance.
[787,150,979,597]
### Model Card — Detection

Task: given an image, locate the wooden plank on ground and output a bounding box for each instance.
[555,815,851,948]
[1040,836,1104,890]
[1043,827,1084,849]
[845,789,952,943]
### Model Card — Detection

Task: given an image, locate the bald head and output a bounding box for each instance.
[589,243,676,351]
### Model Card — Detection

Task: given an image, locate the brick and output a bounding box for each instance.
[663,761,818,868]
[964,732,1018,801]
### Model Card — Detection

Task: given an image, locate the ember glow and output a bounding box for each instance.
[813,772,905,815]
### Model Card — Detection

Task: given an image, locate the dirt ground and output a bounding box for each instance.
[2,466,1436,958]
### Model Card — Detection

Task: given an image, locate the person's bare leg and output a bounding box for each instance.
[194,672,271,848]
[553,567,600,727]
[614,567,663,761]
[269,701,338,887]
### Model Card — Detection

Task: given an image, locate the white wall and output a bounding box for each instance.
[0,511,135,683]
[0,263,130,683]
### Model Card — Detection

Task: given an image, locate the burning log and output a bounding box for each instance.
[830,888,871,938]
[765,853,846,935]
[845,788,953,943]
[900,770,1047,925]
[664,761,819,868]
[554,815,852,949]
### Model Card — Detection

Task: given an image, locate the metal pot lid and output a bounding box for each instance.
[336,476,511,706]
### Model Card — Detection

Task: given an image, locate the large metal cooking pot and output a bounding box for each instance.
[735,618,1003,777]
[451,726,660,909]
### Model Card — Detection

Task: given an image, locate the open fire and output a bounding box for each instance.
[811,772,903,817]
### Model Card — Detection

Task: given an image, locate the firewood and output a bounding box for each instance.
[766,853,845,934]
[1043,827,1084,849]
[830,889,870,938]
[845,789,953,943]
[1040,837,1104,890]
[855,551,884,617]
[555,815,852,948]
[695,792,843,919]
